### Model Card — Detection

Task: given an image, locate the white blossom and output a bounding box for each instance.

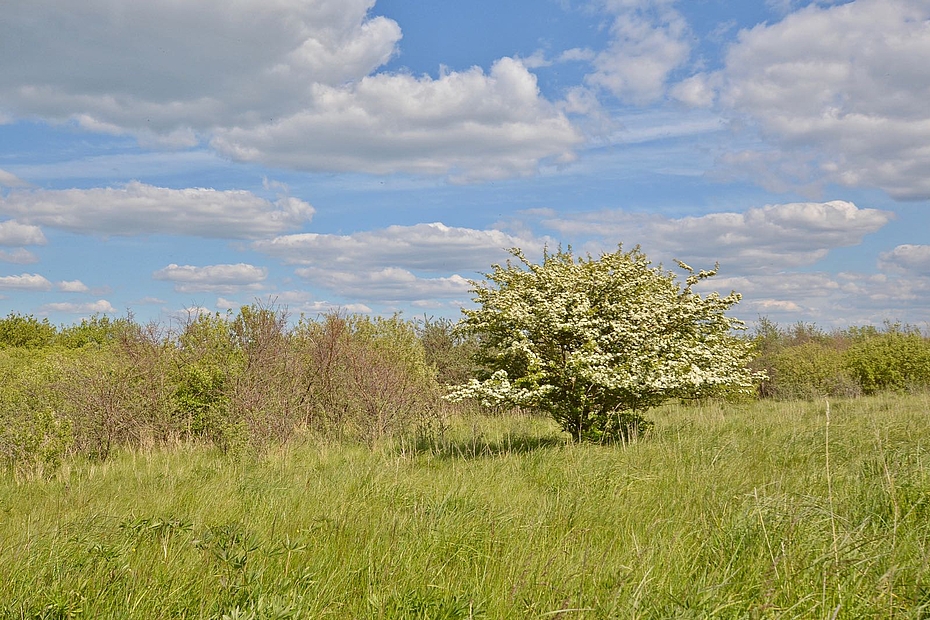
[446,246,760,441]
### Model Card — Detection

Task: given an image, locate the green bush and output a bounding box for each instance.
[56,314,134,348]
[768,342,859,399]
[0,313,57,348]
[845,330,930,394]
[0,348,72,477]
[416,316,480,386]
[293,313,441,443]
[751,318,930,399]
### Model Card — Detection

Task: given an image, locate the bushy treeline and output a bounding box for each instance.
[752,318,930,399]
[3,308,929,476]
[0,308,475,477]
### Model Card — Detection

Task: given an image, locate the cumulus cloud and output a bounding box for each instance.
[669,73,719,108]
[1,1,581,181]
[879,245,930,275]
[294,267,471,302]
[211,58,582,181]
[0,273,53,291]
[586,0,691,104]
[39,300,117,315]
[0,0,400,132]
[253,221,545,272]
[153,263,268,294]
[715,0,930,199]
[0,249,39,264]
[0,220,46,246]
[0,182,314,238]
[0,169,29,188]
[536,200,893,273]
[253,221,548,306]
[699,270,930,327]
[57,280,90,293]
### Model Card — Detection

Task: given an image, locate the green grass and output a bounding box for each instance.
[3,394,930,618]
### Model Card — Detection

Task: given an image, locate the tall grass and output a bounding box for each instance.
[3,394,930,618]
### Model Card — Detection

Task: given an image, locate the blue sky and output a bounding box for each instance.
[1,0,929,329]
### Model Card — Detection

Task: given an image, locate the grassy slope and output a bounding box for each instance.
[3,394,930,619]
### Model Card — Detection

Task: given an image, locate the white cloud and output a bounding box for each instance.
[0,249,39,264]
[211,58,582,181]
[0,220,46,246]
[716,0,930,199]
[1,2,581,181]
[669,73,719,108]
[253,221,545,272]
[586,1,691,104]
[0,169,29,188]
[152,263,268,294]
[559,48,597,63]
[879,244,930,275]
[135,296,167,305]
[536,200,893,273]
[0,0,400,133]
[702,270,930,327]
[0,182,314,238]
[605,109,726,145]
[748,299,803,313]
[253,221,547,306]
[0,273,53,291]
[293,266,471,302]
[215,297,240,311]
[57,280,90,293]
[39,299,117,315]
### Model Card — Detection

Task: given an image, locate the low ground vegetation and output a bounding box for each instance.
[2,395,930,617]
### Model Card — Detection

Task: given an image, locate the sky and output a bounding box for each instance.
[1,0,929,330]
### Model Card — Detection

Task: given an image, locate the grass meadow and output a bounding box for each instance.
[3,393,930,619]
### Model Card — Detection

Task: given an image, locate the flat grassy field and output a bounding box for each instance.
[3,394,930,619]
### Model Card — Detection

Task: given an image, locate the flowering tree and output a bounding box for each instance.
[446,246,758,442]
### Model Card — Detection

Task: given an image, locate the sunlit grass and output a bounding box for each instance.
[3,393,930,618]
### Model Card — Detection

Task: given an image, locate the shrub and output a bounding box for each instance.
[56,314,133,348]
[0,349,72,477]
[416,316,481,386]
[0,313,56,349]
[768,342,859,399]
[845,329,930,394]
[293,313,441,443]
[448,246,758,442]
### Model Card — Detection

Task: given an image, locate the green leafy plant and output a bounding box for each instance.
[447,245,758,442]
[845,327,930,394]
[0,349,73,477]
[0,312,57,349]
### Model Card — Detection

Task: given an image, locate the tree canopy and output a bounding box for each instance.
[447,246,758,441]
